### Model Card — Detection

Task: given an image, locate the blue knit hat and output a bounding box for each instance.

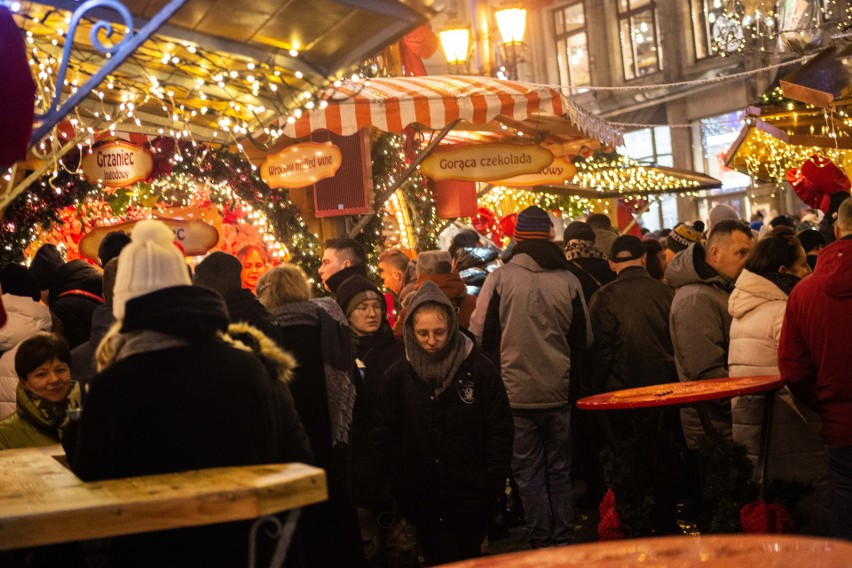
[514,206,553,242]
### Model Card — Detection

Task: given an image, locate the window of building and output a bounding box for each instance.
[619,126,676,230]
[553,2,591,89]
[692,111,750,191]
[690,0,726,59]
[620,126,672,166]
[617,0,662,80]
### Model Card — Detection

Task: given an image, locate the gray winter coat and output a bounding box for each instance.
[665,244,735,449]
[469,250,592,409]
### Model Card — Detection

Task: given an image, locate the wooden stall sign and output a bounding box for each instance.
[80,141,154,188]
[488,156,578,187]
[421,143,553,182]
[78,218,219,260]
[261,141,343,189]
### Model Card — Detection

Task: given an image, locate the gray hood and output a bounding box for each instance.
[404,280,458,334]
[665,243,731,290]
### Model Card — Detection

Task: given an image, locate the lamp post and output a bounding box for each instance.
[439,21,471,73]
[439,1,526,79]
[494,5,526,80]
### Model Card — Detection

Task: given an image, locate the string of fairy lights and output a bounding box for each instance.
[712,0,852,56]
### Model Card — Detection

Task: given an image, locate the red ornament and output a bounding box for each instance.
[739,500,794,534]
[399,24,439,77]
[472,207,498,236]
[597,489,624,541]
[496,213,517,241]
[787,155,851,213]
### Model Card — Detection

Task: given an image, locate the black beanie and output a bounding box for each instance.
[98,231,132,267]
[193,252,243,295]
[335,275,383,318]
[28,244,65,291]
[563,221,596,243]
[1,264,40,301]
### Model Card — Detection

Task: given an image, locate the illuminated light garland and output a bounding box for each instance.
[0,141,323,289]
[572,154,703,194]
[713,0,847,56]
[10,2,372,173]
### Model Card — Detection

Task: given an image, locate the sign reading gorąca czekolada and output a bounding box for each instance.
[80,141,154,188]
[261,142,343,189]
[420,143,553,182]
[487,156,578,187]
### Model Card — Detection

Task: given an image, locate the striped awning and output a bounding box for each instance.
[281,76,622,147]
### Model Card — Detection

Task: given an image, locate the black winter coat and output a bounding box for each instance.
[69,286,310,568]
[222,287,278,339]
[565,256,616,304]
[588,266,678,393]
[351,324,404,508]
[375,348,513,524]
[272,316,365,568]
[48,259,103,349]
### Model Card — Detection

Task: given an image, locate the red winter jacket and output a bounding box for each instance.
[779,237,852,446]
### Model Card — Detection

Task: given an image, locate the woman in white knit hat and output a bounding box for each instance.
[66,219,311,568]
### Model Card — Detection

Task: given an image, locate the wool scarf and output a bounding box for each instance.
[271,297,357,446]
[762,271,800,296]
[405,330,472,397]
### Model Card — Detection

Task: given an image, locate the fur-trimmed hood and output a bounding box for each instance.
[224,322,297,384]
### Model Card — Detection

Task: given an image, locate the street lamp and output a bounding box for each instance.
[439,22,471,72]
[494,5,526,80]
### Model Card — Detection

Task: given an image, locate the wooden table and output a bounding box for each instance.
[0,445,327,551]
[576,375,784,411]
[441,534,852,567]
[577,375,785,493]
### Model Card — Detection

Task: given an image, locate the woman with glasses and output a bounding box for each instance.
[336,275,414,565]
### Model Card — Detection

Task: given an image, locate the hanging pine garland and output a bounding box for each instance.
[0,139,322,281]
[357,131,439,265]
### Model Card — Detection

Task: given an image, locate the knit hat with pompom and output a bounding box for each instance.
[112,220,190,320]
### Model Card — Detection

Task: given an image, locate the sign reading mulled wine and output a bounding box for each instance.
[81,141,154,187]
[261,141,343,189]
[421,143,553,182]
[78,218,219,260]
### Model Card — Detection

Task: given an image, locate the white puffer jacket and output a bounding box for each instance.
[0,294,52,419]
[728,270,830,535]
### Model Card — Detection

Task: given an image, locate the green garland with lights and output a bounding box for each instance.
[356,131,439,267]
[0,141,322,281]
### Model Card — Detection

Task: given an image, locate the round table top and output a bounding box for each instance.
[440,534,852,567]
[576,375,784,411]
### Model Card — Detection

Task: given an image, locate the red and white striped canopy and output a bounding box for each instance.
[281,76,622,146]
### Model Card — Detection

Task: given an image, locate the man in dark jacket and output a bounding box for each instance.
[319,238,368,294]
[28,244,103,349]
[589,235,677,394]
[588,236,682,534]
[470,206,592,548]
[193,251,278,339]
[666,219,753,450]
[780,196,852,539]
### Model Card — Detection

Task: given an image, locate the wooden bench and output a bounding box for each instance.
[0,445,327,551]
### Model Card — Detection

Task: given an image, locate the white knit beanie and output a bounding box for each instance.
[112,219,191,321]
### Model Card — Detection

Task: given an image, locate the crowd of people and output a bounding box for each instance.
[0,194,850,566]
